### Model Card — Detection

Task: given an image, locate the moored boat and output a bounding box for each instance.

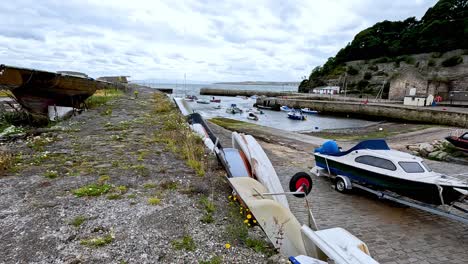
[196,99,210,104]
[280,105,292,112]
[314,139,468,205]
[185,95,198,101]
[247,112,259,121]
[301,108,318,114]
[288,110,306,120]
[210,97,221,103]
[226,103,243,114]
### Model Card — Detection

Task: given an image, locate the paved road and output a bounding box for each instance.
[208,122,468,264]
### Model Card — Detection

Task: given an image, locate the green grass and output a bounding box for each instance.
[147,197,161,205]
[72,183,112,197]
[199,256,222,264]
[85,88,124,108]
[131,164,150,177]
[209,117,254,131]
[200,196,215,213]
[172,235,196,251]
[44,170,59,179]
[160,180,178,190]
[245,238,275,256]
[152,95,208,176]
[143,182,157,189]
[70,216,86,227]
[80,234,114,247]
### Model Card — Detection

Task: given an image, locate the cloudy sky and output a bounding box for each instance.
[0,0,437,82]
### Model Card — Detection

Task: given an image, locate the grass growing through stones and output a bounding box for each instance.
[245,238,275,256]
[0,150,13,175]
[44,169,59,179]
[85,89,124,108]
[152,93,207,176]
[172,235,196,251]
[200,195,215,224]
[199,256,222,264]
[80,234,114,247]
[147,197,161,205]
[160,180,177,190]
[70,216,87,227]
[73,183,112,197]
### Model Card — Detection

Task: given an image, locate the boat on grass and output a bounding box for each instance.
[445,131,468,152]
[0,64,114,114]
[301,108,318,114]
[288,110,306,120]
[314,139,468,205]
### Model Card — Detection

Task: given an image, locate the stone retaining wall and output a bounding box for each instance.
[256,98,468,128]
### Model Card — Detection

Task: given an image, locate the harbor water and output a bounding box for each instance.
[150,83,376,132]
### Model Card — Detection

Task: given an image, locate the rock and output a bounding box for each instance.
[95,163,112,169]
[407,145,419,151]
[436,151,449,161]
[418,143,434,156]
[267,254,289,264]
[64,161,73,166]
[428,150,442,160]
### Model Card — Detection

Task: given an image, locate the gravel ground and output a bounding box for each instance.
[0,88,275,263]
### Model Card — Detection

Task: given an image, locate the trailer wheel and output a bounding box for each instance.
[289,172,313,198]
[335,178,347,193]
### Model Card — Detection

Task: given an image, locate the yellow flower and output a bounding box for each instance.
[233,197,237,201]
[253,220,257,223]
[225,243,231,249]
[246,209,249,212]
[244,219,249,223]
[247,223,251,227]
[246,214,252,219]
[228,195,232,200]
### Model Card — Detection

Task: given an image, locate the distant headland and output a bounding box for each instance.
[214,81,299,86]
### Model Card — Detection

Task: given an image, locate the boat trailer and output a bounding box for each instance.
[311,167,468,225]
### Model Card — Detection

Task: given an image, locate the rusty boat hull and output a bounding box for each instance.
[0,65,114,114]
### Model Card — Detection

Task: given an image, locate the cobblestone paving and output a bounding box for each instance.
[273,152,468,264]
[208,122,468,264]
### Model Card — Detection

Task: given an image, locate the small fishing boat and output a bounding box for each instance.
[250,95,259,99]
[288,110,306,120]
[445,132,468,152]
[196,99,210,104]
[280,105,293,112]
[256,105,273,110]
[185,95,198,102]
[210,97,221,103]
[213,104,222,109]
[247,112,259,121]
[226,104,243,114]
[247,108,264,115]
[301,108,318,114]
[314,139,468,205]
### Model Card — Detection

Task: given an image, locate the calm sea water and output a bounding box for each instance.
[145,83,376,132]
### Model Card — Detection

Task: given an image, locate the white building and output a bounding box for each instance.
[312,86,340,95]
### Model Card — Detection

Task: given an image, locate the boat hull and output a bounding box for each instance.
[445,136,468,152]
[0,65,113,114]
[315,155,467,205]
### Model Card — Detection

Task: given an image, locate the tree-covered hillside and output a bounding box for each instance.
[299,0,468,92]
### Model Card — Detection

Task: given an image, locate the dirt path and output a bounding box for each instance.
[0,88,272,263]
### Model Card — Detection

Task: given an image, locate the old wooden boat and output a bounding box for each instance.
[0,64,114,114]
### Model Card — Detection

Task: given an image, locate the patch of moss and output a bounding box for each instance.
[80,234,114,247]
[73,183,112,197]
[172,235,196,251]
[70,216,86,227]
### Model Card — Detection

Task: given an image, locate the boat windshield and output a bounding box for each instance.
[421,161,432,172]
[398,162,425,173]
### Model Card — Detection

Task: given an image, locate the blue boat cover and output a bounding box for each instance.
[315,139,390,156]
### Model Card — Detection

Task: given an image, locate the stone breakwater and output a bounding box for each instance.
[256,97,468,128]
[199,88,299,97]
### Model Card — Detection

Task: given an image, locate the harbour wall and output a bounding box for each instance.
[199,88,300,97]
[256,98,468,128]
